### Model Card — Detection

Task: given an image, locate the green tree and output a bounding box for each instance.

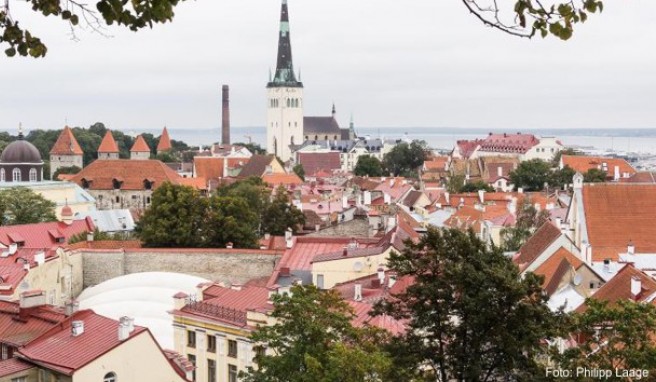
[460,180,494,193]
[261,187,305,236]
[135,182,205,247]
[0,187,57,225]
[374,227,560,381]
[241,284,392,382]
[68,227,116,244]
[557,299,656,376]
[583,168,607,183]
[383,141,428,177]
[354,155,384,177]
[292,163,305,181]
[154,151,179,163]
[509,158,553,191]
[550,164,576,189]
[446,174,465,194]
[552,147,581,165]
[501,198,550,251]
[1,1,603,58]
[202,195,259,248]
[216,177,269,214]
[52,165,82,180]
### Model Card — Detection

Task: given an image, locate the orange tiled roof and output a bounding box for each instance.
[50,126,83,155]
[130,135,151,153]
[262,173,303,187]
[583,184,656,261]
[562,155,636,177]
[514,222,562,267]
[423,156,448,171]
[577,264,656,312]
[69,159,184,190]
[179,177,207,190]
[97,131,119,153]
[533,247,583,289]
[156,127,172,151]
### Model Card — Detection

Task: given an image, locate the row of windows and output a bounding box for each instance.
[269,98,301,108]
[0,168,38,182]
[188,331,239,357]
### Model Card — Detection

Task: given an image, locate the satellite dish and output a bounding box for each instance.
[573,273,583,286]
[353,262,364,272]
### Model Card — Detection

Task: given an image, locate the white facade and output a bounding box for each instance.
[522,137,563,161]
[266,86,304,162]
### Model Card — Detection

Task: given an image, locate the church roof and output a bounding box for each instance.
[130,135,151,153]
[97,131,119,153]
[50,126,83,155]
[267,0,302,88]
[156,127,172,152]
[303,117,341,136]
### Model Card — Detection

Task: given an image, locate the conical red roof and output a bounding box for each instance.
[98,131,119,153]
[156,127,172,151]
[50,126,83,155]
[130,135,151,153]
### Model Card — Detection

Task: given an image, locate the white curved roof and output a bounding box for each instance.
[78,272,209,349]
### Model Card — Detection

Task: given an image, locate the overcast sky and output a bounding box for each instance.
[1,0,656,132]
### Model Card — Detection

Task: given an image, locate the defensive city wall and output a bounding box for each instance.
[77,247,283,288]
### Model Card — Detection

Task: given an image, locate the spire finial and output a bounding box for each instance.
[18,122,24,139]
[332,102,336,116]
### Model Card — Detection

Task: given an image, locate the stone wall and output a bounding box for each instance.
[81,248,281,288]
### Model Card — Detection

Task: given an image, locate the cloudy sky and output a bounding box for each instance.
[1,0,656,132]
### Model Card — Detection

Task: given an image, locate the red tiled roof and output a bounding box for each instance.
[0,300,66,347]
[18,310,147,375]
[97,131,119,153]
[298,152,341,177]
[239,155,278,178]
[130,135,151,153]
[194,157,245,181]
[312,246,386,263]
[455,139,483,158]
[562,155,636,178]
[267,237,380,286]
[348,300,406,336]
[577,264,656,312]
[423,156,448,171]
[156,127,172,151]
[0,219,94,248]
[69,160,184,191]
[49,126,83,155]
[0,358,35,377]
[623,171,656,184]
[374,178,412,202]
[479,133,539,154]
[514,222,562,268]
[583,184,656,261]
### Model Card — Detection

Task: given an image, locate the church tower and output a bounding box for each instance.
[266,0,304,162]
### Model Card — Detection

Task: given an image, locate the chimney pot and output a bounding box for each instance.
[631,276,642,299]
[72,320,85,337]
[354,284,363,301]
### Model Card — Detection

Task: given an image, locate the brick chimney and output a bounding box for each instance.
[221,85,230,145]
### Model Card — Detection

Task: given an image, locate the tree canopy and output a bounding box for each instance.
[241,284,392,382]
[501,198,550,251]
[353,155,384,177]
[1,1,604,58]
[382,141,428,178]
[374,227,560,381]
[0,187,57,225]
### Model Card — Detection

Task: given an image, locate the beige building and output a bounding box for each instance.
[0,181,96,220]
[5,310,190,382]
[171,284,275,382]
[311,246,392,290]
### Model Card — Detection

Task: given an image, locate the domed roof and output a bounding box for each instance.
[0,135,42,164]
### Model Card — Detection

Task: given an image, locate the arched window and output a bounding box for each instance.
[112,179,122,190]
[290,136,294,145]
[12,168,21,182]
[81,179,90,189]
[0,168,4,182]
[143,179,153,190]
[324,135,328,141]
[29,168,37,182]
[286,98,290,107]
[103,372,117,382]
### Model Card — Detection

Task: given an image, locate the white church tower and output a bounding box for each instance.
[266,0,304,162]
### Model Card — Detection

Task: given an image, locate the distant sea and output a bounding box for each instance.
[131,127,656,155]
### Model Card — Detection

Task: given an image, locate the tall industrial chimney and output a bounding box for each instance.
[222,85,230,145]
